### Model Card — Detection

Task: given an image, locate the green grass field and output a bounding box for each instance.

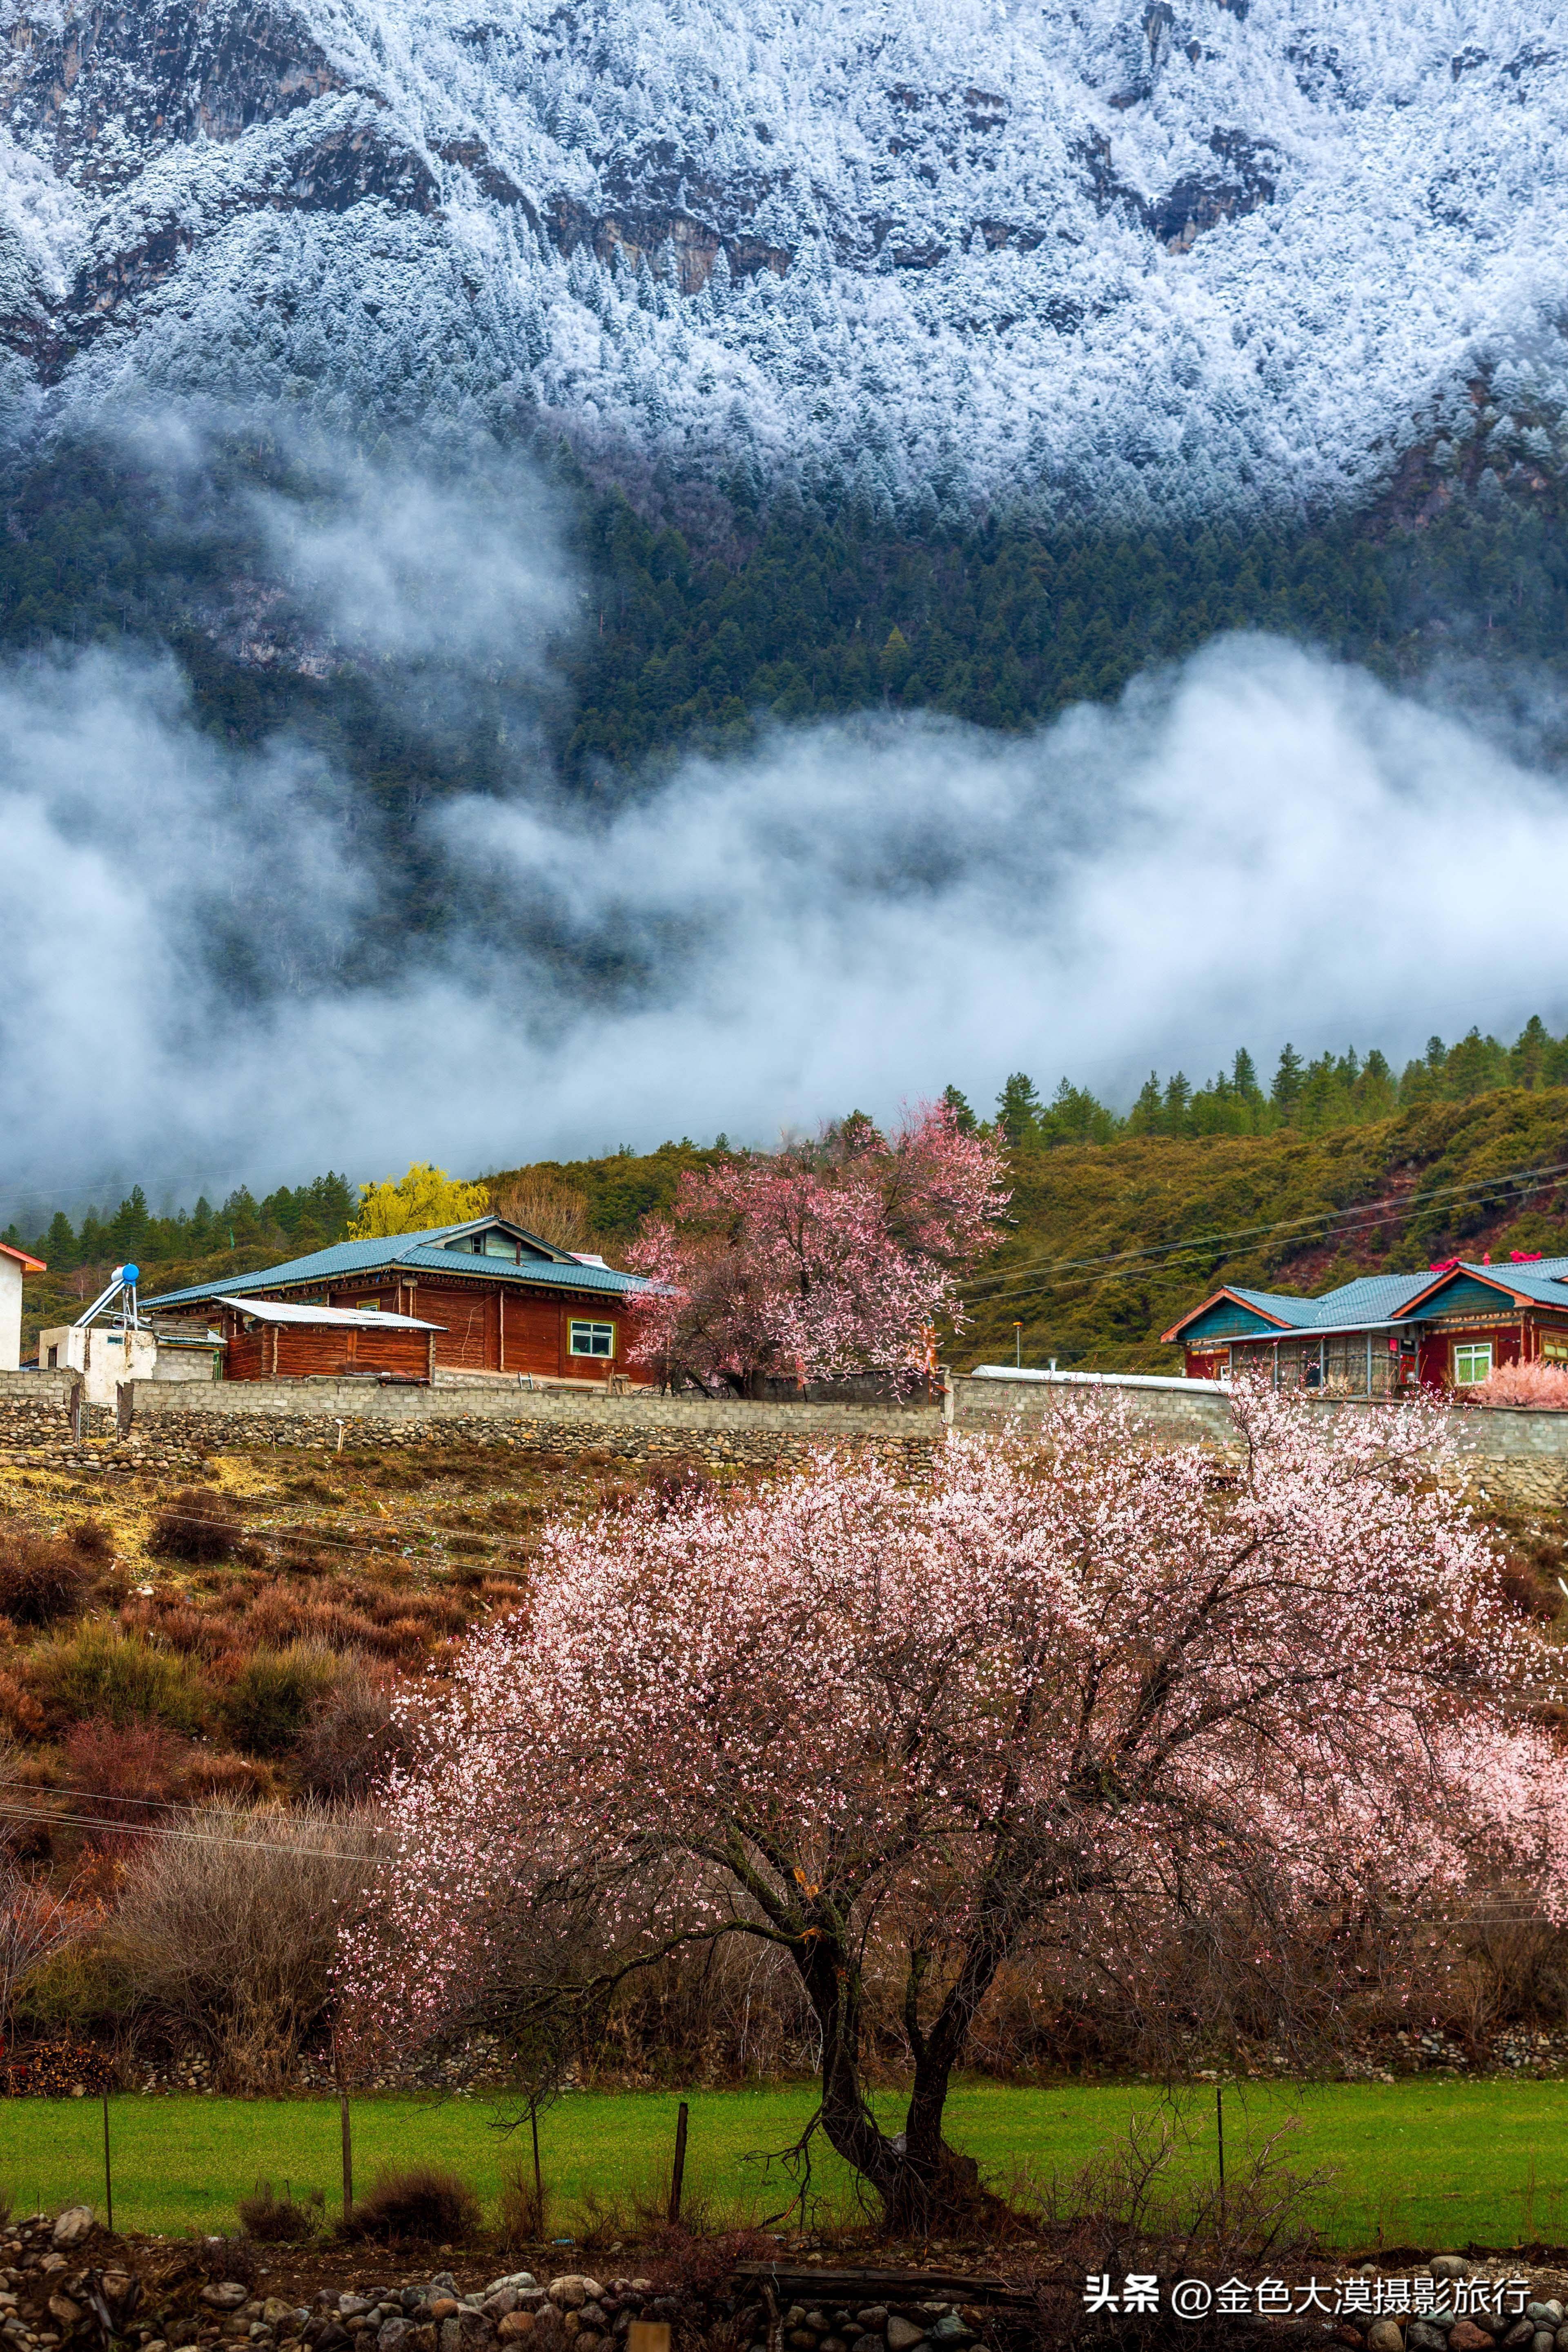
[2,2080,1566,2252]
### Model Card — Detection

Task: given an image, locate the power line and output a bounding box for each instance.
[958,1152,1568,1312]
[0,1791,377,1860]
[4,1502,535,1574]
[962,1150,1568,1294]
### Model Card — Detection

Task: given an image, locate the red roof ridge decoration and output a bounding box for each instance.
[0,1242,45,1273]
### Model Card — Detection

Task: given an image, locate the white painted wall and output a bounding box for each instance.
[0,1255,21,1372]
[31,1324,216,1403]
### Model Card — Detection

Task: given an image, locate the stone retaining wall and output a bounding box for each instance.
[951,1371,1236,1446]
[952,1371,1568,1512]
[122,1378,947,1476]
[5,1363,1566,1510]
[0,1367,79,1460]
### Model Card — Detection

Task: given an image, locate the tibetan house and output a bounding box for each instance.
[146,1216,653,1386]
[1163,1256,1568,1396]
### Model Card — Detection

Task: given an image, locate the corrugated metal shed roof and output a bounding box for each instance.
[147,1225,650,1311]
[215,1296,444,1332]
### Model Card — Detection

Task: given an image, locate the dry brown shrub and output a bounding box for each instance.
[61,1717,188,1841]
[0,1531,92,1627]
[181,1752,274,1804]
[1500,1562,1559,1621]
[112,1800,379,2089]
[343,2165,482,2245]
[294,1670,411,1802]
[497,2158,551,2249]
[0,1671,46,1739]
[149,1488,244,1563]
[237,2179,324,2241]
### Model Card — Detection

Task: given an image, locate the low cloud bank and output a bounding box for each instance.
[3,462,1567,1221]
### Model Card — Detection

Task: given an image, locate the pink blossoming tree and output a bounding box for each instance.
[624,1102,1008,1394]
[342,1387,1568,2228]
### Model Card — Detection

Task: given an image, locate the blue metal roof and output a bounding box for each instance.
[1223,1286,1324,1330]
[1397,1257,1568,1315]
[145,1223,650,1310]
[1170,1259,1568,1343]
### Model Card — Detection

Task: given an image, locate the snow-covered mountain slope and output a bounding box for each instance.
[2,0,1567,519]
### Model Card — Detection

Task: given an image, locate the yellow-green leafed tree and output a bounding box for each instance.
[348,1163,488,1239]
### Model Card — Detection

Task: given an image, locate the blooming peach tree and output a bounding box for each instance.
[624,1101,1008,1394]
[341,1386,1568,2227]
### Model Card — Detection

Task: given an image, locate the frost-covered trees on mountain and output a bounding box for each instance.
[3,0,1568,518]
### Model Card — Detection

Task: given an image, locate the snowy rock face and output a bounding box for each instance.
[2,0,1568,518]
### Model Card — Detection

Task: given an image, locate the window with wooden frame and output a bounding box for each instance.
[1452,1342,1493,1385]
[568,1319,615,1359]
[1542,1331,1568,1365]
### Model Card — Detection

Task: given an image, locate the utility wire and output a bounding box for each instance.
[4,1503,536,1572]
[0,1792,378,1860]
[957,1152,1568,1310]
[960,1149,1568,1294]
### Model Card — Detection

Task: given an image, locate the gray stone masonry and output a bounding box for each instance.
[2,1365,1565,1508]
[952,1370,1568,1511]
[0,1366,78,1455]
[953,1371,1234,1445]
[118,1377,946,1476]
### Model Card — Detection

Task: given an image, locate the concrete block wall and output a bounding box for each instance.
[952,1370,1568,1512]
[121,1379,946,1477]
[951,1373,1237,1447]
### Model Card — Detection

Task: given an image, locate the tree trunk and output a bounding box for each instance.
[794,1917,1005,2231]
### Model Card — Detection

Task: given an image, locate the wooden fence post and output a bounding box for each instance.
[667,2101,689,2225]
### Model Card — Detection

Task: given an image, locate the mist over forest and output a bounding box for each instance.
[1,412,1568,1223]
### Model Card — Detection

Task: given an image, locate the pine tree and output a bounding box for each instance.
[1511,1015,1552,1089]
[1126,1073,1164,1134]
[941,1085,979,1134]
[996,1073,1043,1148]
[1272,1044,1305,1122]
[109,1187,151,1258]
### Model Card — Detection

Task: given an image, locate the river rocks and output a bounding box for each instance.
[1367,2325,1405,2352]
[49,2213,93,2252]
[547,2283,603,2313]
[1452,2328,1497,2352]
[2,2212,1002,2352]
